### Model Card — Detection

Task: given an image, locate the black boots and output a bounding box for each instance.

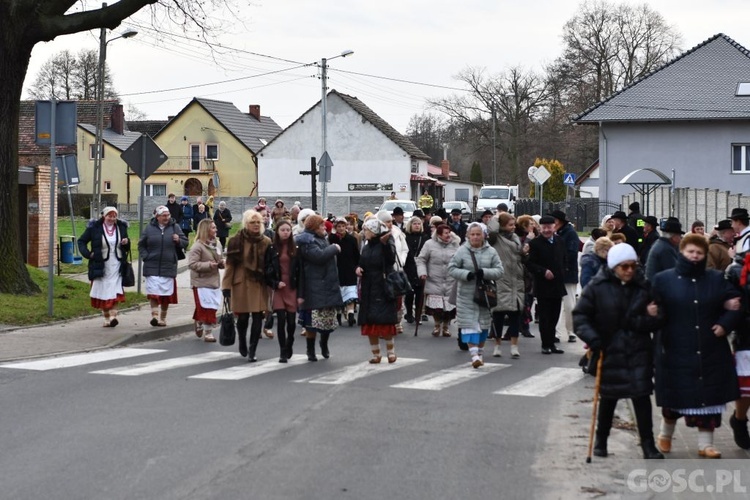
[730,412,750,449]
[238,330,248,358]
[320,332,330,359]
[593,432,608,457]
[306,338,317,362]
[641,438,665,459]
[247,329,261,362]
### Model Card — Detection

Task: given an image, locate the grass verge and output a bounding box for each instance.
[0,266,147,327]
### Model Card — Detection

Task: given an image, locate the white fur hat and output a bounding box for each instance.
[607,243,638,269]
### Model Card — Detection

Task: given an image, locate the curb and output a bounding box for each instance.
[107,322,194,348]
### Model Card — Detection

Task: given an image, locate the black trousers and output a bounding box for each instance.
[536,297,562,349]
[598,395,654,441]
[404,284,424,317]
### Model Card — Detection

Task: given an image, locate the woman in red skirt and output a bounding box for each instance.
[270,220,299,362]
[188,219,225,342]
[77,206,130,327]
[356,218,398,363]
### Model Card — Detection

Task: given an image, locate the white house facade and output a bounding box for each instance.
[258,91,432,215]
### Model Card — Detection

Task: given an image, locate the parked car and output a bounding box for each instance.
[375,200,417,219]
[442,201,472,222]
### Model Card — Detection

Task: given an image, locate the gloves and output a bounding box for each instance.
[222,289,231,299]
[586,337,601,351]
[466,272,475,281]
[475,269,484,280]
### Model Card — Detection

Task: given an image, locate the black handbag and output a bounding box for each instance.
[121,251,135,287]
[469,251,498,309]
[384,251,412,300]
[219,297,236,346]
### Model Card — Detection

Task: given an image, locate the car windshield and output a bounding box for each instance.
[382,201,416,211]
[479,188,510,199]
[443,202,463,210]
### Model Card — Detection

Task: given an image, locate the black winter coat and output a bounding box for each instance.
[138,218,188,278]
[78,219,131,281]
[557,223,580,284]
[404,231,430,287]
[724,254,750,352]
[526,236,567,299]
[295,230,343,310]
[329,232,359,286]
[358,236,398,325]
[639,229,659,265]
[266,241,300,290]
[213,208,233,238]
[573,267,659,399]
[615,224,640,253]
[645,237,678,281]
[651,255,741,409]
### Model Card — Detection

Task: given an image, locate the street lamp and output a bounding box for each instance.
[319,49,354,217]
[91,8,137,217]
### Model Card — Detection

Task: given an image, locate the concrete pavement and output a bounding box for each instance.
[0,263,196,363]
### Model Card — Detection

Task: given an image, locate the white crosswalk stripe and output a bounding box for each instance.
[295,357,427,385]
[0,348,165,371]
[189,354,309,380]
[2,348,588,398]
[391,362,510,391]
[493,367,584,397]
[90,351,236,376]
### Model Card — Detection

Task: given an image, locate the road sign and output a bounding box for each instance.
[527,166,538,183]
[317,151,333,183]
[532,165,551,185]
[55,155,80,186]
[563,173,577,186]
[35,101,77,145]
[121,135,168,180]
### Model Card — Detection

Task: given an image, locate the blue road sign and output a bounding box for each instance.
[563,173,576,186]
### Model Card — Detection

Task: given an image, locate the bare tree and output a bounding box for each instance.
[0,0,229,294]
[556,0,681,107]
[27,49,117,100]
[429,66,548,187]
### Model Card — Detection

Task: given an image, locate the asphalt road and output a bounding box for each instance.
[0,325,679,500]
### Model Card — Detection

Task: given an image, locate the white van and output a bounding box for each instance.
[476,185,519,215]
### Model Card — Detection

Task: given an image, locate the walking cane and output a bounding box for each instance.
[414,278,426,336]
[586,351,605,464]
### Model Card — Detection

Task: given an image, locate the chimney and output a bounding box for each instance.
[248,105,261,121]
[440,143,450,179]
[111,104,125,135]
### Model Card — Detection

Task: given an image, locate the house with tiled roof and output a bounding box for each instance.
[257,90,435,214]
[574,33,750,205]
[147,98,282,201]
[126,120,169,138]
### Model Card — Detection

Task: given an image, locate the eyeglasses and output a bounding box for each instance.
[618,262,638,271]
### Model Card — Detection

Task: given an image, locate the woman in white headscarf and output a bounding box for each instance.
[78,206,130,327]
[139,205,188,326]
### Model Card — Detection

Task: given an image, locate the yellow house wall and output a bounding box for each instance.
[143,102,258,201]
[76,127,131,203]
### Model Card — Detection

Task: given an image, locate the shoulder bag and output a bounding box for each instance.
[219,297,236,346]
[469,251,498,309]
[121,250,136,287]
[383,249,412,301]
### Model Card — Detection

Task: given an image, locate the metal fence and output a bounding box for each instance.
[515,198,622,231]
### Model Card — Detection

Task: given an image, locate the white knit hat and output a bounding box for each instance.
[607,243,638,269]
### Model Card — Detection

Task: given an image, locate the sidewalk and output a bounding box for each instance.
[0,262,196,363]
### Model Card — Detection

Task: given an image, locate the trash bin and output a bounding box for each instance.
[60,235,75,264]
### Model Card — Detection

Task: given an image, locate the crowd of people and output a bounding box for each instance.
[77,195,750,460]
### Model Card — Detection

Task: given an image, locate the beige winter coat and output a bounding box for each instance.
[188,240,223,289]
[488,218,525,312]
[416,231,461,297]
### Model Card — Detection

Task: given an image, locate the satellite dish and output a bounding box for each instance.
[527,166,538,183]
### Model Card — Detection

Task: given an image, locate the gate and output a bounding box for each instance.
[515,198,621,230]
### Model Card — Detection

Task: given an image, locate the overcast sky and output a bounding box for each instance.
[22,0,750,133]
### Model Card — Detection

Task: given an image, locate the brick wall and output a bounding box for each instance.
[27,166,55,268]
